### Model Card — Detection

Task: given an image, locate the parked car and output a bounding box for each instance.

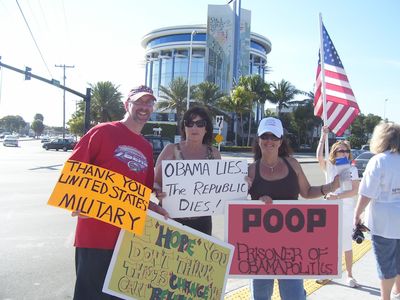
[360,144,370,151]
[352,151,375,177]
[3,135,19,147]
[299,144,312,151]
[351,149,364,159]
[41,136,51,143]
[42,138,77,151]
[144,135,173,163]
[0,132,11,139]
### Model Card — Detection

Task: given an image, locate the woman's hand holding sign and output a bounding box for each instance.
[259,195,273,204]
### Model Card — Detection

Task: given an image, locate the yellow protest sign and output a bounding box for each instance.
[47,160,151,235]
[103,211,234,300]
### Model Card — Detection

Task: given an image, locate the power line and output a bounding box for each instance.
[15,0,53,78]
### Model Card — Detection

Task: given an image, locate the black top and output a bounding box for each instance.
[249,157,300,201]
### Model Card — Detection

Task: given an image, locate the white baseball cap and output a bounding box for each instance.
[257,117,283,138]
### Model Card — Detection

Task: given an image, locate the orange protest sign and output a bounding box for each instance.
[47,160,151,235]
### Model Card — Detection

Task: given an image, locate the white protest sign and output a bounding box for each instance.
[161,159,248,218]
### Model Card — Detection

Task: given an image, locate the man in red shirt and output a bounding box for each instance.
[69,85,167,299]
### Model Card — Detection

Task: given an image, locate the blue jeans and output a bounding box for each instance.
[372,234,400,279]
[251,279,306,300]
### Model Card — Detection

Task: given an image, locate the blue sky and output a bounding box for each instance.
[0,0,399,126]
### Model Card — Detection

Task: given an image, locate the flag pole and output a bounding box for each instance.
[319,13,329,183]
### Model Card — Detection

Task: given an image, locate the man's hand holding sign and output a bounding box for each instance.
[48,160,152,235]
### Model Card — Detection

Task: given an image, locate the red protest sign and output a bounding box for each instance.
[226,201,342,279]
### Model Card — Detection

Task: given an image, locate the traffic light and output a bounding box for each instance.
[25,67,32,80]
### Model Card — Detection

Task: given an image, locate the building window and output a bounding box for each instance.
[151,60,160,96]
[147,33,207,48]
[160,57,173,88]
[174,55,188,81]
[191,56,205,85]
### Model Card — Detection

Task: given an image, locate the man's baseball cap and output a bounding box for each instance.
[127,85,156,102]
[257,117,283,138]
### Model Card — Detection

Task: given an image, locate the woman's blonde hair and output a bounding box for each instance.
[370,122,400,154]
[328,141,352,165]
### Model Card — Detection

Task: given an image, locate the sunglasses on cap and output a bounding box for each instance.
[259,133,281,141]
[336,149,350,153]
[184,119,207,128]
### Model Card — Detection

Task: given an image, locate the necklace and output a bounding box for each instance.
[261,158,280,173]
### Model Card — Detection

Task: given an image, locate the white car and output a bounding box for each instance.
[299,144,312,150]
[3,135,19,147]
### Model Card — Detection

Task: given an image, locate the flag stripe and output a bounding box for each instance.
[313,23,360,136]
[316,73,352,90]
[326,94,358,107]
[325,83,355,97]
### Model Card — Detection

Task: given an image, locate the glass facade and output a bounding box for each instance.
[173,55,189,82]
[191,55,205,85]
[160,57,173,87]
[147,33,207,48]
[151,59,160,96]
[251,40,266,53]
[143,25,270,98]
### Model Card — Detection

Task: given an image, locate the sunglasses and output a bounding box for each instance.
[336,149,350,154]
[184,119,207,128]
[129,99,155,107]
[260,133,281,141]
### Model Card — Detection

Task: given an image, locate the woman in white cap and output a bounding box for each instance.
[248,117,339,300]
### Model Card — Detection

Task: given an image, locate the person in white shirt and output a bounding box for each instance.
[317,126,360,287]
[354,122,400,300]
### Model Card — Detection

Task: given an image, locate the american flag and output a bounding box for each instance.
[314,23,360,136]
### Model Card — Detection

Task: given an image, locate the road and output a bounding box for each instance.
[0,140,75,300]
[0,140,324,300]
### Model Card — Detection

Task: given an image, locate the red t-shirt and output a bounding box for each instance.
[69,121,154,249]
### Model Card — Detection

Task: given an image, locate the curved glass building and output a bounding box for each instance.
[141,24,271,97]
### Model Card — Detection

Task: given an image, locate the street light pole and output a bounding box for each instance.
[384,98,388,121]
[186,30,197,111]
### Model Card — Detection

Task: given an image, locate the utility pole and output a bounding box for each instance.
[384,98,388,121]
[55,64,75,138]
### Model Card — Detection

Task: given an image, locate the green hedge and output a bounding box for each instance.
[220,145,252,152]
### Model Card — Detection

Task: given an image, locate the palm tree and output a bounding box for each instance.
[157,77,188,133]
[219,86,253,145]
[238,75,270,145]
[267,79,303,117]
[67,81,123,135]
[90,81,124,123]
[192,81,227,117]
